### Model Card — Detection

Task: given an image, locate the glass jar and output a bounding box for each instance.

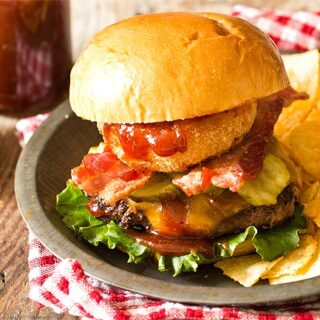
[0,0,71,111]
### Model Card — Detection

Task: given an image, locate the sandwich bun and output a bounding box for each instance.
[70,12,289,124]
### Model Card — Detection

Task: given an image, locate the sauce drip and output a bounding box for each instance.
[126,192,250,256]
[126,230,215,257]
[142,192,250,238]
[160,199,188,237]
[103,122,187,160]
[87,197,105,218]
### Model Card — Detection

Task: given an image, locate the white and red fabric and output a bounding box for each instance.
[232,5,320,51]
[27,233,320,320]
[16,113,49,146]
[16,32,53,104]
[16,6,320,320]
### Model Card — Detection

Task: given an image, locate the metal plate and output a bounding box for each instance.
[15,100,320,306]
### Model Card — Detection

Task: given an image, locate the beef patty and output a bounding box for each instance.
[88,184,295,238]
[213,184,295,237]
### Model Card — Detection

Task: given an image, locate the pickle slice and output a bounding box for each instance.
[130,173,182,202]
[237,154,291,206]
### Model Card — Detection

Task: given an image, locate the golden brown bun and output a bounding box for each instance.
[104,103,256,172]
[70,12,288,124]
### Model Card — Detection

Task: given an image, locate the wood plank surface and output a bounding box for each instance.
[0,114,75,319]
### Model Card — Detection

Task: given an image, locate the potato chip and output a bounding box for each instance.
[300,182,320,228]
[287,121,320,180]
[262,235,317,279]
[300,182,320,204]
[306,103,320,122]
[269,231,320,285]
[233,240,255,257]
[275,50,320,141]
[305,217,317,235]
[214,255,281,287]
[282,50,320,101]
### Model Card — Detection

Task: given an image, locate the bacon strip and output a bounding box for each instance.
[173,87,308,195]
[72,147,151,205]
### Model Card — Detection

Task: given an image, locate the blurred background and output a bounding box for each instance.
[1,0,319,113]
[71,0,320,61]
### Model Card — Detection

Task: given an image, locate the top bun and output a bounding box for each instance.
[70,12,289,124]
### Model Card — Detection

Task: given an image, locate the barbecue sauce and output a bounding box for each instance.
[103,122,187,160]
[0,0,71,111]
[126,230,215,257]
[126,192,249,256]
[137,192,250,238]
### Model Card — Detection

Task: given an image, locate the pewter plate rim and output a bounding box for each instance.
[15,100,320,307]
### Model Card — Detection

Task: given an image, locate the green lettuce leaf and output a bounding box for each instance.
[56,180,102,231]
[253,203,305,260]
[156,252,214,276]
[216,226,257,258]
[216,204,306,261]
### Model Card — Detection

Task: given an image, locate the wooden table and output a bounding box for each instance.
[0,113,74,319]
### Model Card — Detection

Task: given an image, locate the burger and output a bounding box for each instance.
[56,12,308,279]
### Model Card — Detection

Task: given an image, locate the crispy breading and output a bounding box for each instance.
[103,103,256,172]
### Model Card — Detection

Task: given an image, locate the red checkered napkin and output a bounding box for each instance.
[17,6,320,320]
[16,33,53,104]
[27,233,320,320]
[232,5,320,51]
[16,113,49,146]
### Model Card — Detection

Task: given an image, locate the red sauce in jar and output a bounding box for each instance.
[0,0,71,111]
[103,122,187,160]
